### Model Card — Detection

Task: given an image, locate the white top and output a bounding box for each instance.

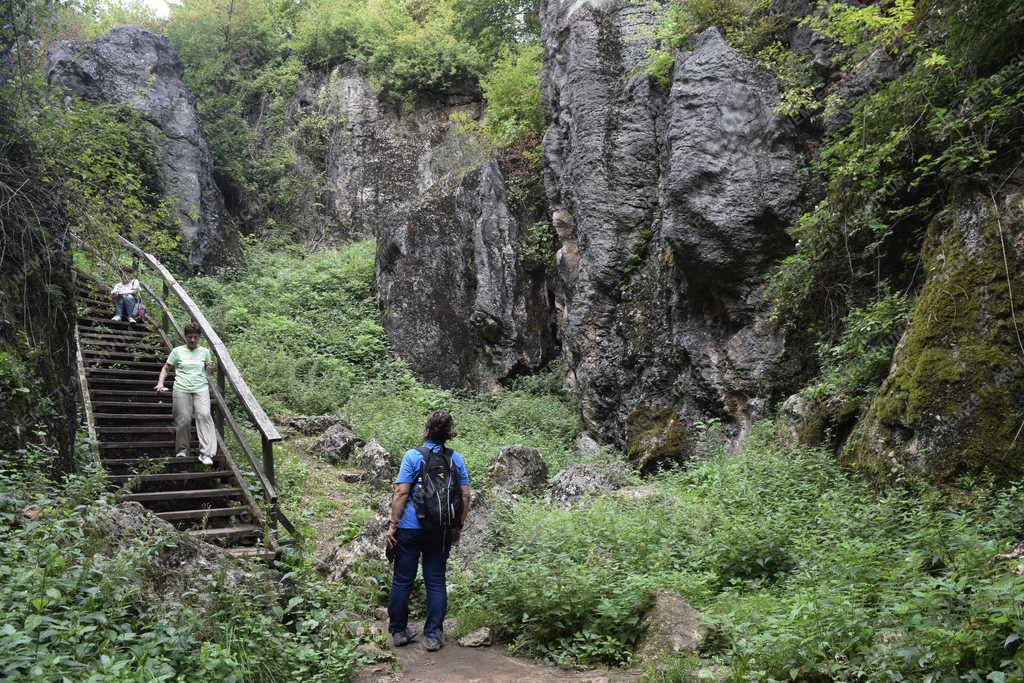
[111,279,140,296]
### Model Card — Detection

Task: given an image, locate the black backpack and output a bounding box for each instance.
[411,446,464,531]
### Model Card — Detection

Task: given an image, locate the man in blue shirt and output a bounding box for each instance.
[386,410,471,652]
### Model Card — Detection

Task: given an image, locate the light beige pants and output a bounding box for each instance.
[172,389,216,457]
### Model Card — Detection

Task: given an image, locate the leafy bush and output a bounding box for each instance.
[0,444,363,682]
[474,42,545,146]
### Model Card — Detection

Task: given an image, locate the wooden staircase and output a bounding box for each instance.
[75,243,294,560]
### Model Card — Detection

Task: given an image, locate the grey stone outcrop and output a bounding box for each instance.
[308,422,365,465]
[47,26,237,270]
[351,439,395,488]
[542,0,809,467]
[634,589,708,663]
[376,160,558,389]
[545,462,628,507]
[485,445,549,491]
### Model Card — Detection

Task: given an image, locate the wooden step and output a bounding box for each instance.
[79,326,154,337]
[86,377,173,386]
[96,426,187,434]
[100,440,176,450]
[92,399,175,408]
[87,367,173,378]
[79,315,148,328]
[122,487,244,503]
[102,456,203,466]
[83,350,166,360]
[85,360,167,370]
[108,470,233,484]
[187,524,262,541]
[94,412,174,420]
[79,338,164,350]
[226,547,277,561]
[156,506,251,522]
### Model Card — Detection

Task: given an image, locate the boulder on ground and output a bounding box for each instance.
[309,423,365,465]
[458,627,492,647]
[574,432,601,455]
[485,445,548,491]
[284,414,348,436]
[545,462,629,507]
[351,439,395,488]
[318,516,388,581]
[634,590,707,663]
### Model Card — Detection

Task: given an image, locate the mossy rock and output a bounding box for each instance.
[625,403,693,472]
[843,190,1024,482]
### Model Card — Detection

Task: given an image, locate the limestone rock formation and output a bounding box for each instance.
[376,160,558,389]
[351,439,395,488]
[308,422,365,465]
[47,25,236,270]
[843,188,1024,481]
[634,590,708,663]
[485,445,549,491]
[545,462,629,507]
[283,414,347,436]
[542,3,808,466]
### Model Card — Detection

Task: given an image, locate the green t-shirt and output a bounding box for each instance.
[166,346,213,393]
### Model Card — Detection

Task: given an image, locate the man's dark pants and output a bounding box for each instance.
[388,528,450,637]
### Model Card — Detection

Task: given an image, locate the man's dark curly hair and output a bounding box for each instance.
[184,321,202,337]
[425,410,455,443]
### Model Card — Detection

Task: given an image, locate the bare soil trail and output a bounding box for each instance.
[355,620,639,683]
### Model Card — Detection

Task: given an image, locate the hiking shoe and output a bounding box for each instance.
[127,317,136,323]
[174,451,188,458]
[392,628,417,647]
[111,315,122,321]
[198,453,214,466]
[424,633,443,652]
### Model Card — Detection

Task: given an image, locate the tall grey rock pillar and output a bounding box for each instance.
[542,0,808,468]
[47,25,237,269]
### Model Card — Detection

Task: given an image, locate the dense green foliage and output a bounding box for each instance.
[0,445,365,682]
[188,241,580,474]
[455,425,1024,679]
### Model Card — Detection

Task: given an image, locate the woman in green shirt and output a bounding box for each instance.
[155,322,217,465]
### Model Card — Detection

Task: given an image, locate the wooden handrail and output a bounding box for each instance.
[117,236,281,443]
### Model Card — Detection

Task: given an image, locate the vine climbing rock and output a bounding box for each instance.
[46,25,238,270]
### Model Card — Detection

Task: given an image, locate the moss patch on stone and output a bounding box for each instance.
[843,192,1024,482]
[625,403,693,472]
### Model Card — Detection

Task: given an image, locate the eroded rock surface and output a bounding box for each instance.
[634,589,707,663]
[542,4,808,466]
[352,439,396,488]
[485,445,549,492]
[545,462,630,506]
[47,26,236,270]
[376,160,558,389]
[309,422,365,465]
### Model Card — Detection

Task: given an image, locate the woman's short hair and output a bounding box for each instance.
[425,410,455,443]
[183,321,202,337]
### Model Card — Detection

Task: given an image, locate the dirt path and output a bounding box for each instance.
[355,621,638,683]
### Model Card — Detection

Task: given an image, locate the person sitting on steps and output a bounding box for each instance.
[154,322,218,466]
[387,410,471,652]
[110,266,140,323]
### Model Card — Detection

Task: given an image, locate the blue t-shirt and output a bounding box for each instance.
[395,440,471,529]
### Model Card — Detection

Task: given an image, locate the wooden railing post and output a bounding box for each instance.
[262,435,275,487]
[161,282,169,336]
[214,365,225,437]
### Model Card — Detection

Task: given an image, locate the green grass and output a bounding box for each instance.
[188,240,581,476]
[453,424,1024,678]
